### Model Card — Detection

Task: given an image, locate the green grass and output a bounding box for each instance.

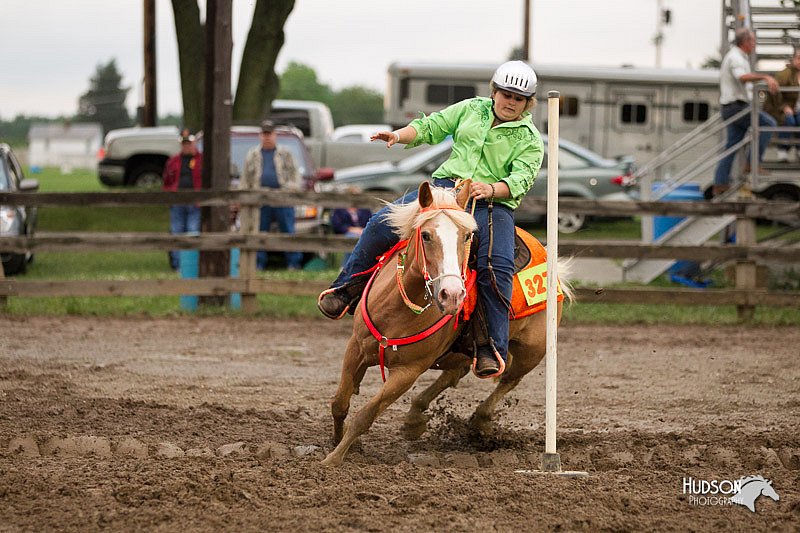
[4,166,797,324]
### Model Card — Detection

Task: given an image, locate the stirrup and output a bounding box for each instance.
[472,347,506,379]
[317,287,351,320]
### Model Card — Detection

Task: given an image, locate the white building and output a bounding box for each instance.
[28,122,103,171]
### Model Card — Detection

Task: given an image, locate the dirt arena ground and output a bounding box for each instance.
[1,315,798,532]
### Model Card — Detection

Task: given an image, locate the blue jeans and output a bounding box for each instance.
[778,112,800,151]
[332,179,515,361]
[714,102,776,186]
[169,204,201,269]
[258,205,303,270]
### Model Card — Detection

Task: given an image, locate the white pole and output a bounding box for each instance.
[542,91,561,471]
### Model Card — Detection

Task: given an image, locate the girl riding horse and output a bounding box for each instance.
[318,60,543,379]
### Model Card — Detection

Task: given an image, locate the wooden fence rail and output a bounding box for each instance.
[1,190,798,316]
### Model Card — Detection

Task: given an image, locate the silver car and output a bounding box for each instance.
[319,136,635,233]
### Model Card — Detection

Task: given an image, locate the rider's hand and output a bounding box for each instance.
[370,131,399,147]
[470,181,495,200]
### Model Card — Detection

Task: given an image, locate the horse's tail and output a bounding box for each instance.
[557,257,576,304]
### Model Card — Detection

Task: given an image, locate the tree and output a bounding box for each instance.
[171,0,295,131]
[278,62,333,103]
[76,59,131,134]
[701,56,721,69]
[328,86,384,127]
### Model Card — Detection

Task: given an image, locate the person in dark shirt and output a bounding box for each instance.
[163,131,203,270]
[330,206,372,265]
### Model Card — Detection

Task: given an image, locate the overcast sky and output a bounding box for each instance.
[0,0,724,120]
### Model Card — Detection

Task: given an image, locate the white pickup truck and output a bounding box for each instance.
[98,100,413,187]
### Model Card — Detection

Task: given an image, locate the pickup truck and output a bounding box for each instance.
[98,100,413,187]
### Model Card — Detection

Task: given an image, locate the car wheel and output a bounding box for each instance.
[131,165,164,188]
[557,212,586,234]
[2,253,27,276]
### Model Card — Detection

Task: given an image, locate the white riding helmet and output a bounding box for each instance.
[491,61,537,98]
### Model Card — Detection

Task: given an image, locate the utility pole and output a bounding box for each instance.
[199,0,233,305]
[523,0,531,61]
[142,0,157,126]
[654,0,672,68]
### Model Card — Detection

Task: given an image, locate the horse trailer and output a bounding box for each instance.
[384,61,722,170]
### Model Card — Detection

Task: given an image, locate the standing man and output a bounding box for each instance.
[163,130,203,270]
[713,27,779,197]
[242,120,303,270]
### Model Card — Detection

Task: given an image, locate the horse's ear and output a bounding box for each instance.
[418,181,433,208]
[456,179,472,209]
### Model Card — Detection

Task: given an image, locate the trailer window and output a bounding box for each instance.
[621,104,647,124]
[426,84,476,105]
[559,96,579,117]
[682,101,709,123]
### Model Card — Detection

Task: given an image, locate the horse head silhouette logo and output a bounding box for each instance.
[730,476,780,513]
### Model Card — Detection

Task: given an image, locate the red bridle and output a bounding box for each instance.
[359,205,476,382]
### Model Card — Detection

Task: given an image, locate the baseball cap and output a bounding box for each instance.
[260,120,276,133]
[180,128,195,142]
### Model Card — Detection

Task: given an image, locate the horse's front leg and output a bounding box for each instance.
[331,337,368,445]
[323,364,424,467]
[401,362,469,440]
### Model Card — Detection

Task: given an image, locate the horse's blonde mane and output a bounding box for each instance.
[384,187,477,239]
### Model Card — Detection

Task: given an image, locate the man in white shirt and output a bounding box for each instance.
[713,28,779,196]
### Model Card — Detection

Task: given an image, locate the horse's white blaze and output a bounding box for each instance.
[434,217,465,311]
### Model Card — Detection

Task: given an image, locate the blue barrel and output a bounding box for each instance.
[652,183,704,281]
[179,249,200,311]
[180,249,242,311]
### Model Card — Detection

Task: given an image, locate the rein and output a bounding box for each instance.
[361,204,477,382]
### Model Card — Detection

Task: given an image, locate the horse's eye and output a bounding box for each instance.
[421,231,432,242]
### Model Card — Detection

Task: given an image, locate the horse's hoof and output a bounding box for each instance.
[468,414,492,437]
[321,454,342,467]
[401,412,429,440]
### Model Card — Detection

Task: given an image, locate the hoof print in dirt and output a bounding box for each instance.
[292,445,323,458]
[7,437,40,458]
[155,442,185,459]
[407,453,440,467]
[443,452,480,469]
[114,438,148,459]
[216,442,248,457]
[185,447,215,458]
[255,442,291,459]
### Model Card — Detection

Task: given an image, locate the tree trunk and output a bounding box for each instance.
[232,0,295,122]
[171,0,205,132]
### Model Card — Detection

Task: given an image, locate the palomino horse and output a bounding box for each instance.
[322,181,572,466]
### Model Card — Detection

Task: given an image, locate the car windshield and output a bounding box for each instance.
[544,137,616,168]
[227,135,311,178]
[396,138,454,172]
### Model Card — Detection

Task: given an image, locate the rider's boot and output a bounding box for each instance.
[317,276,369,320]
[473,342,506,379]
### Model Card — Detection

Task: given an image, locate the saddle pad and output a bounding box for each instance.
[509,227,563,319]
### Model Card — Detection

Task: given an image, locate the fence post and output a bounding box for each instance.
[0,259,6,311]
[239,202,259,313]
[735,188,757,322]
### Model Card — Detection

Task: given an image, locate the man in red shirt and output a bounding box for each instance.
[163,130,203,270]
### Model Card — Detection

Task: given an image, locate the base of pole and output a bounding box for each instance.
[515,469,589,478]
[513,452,589,477]
[541,452,561,472]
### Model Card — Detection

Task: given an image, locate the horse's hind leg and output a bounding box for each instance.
[330,337,368,446]
[470,341,544,435]
[401,363,470,440]
[470,304,559,435]
[323,364,423,467]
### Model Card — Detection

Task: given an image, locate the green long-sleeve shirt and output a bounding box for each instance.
[406,96,543,210]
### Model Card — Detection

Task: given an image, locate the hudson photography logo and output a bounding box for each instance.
[682,475,780,512]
